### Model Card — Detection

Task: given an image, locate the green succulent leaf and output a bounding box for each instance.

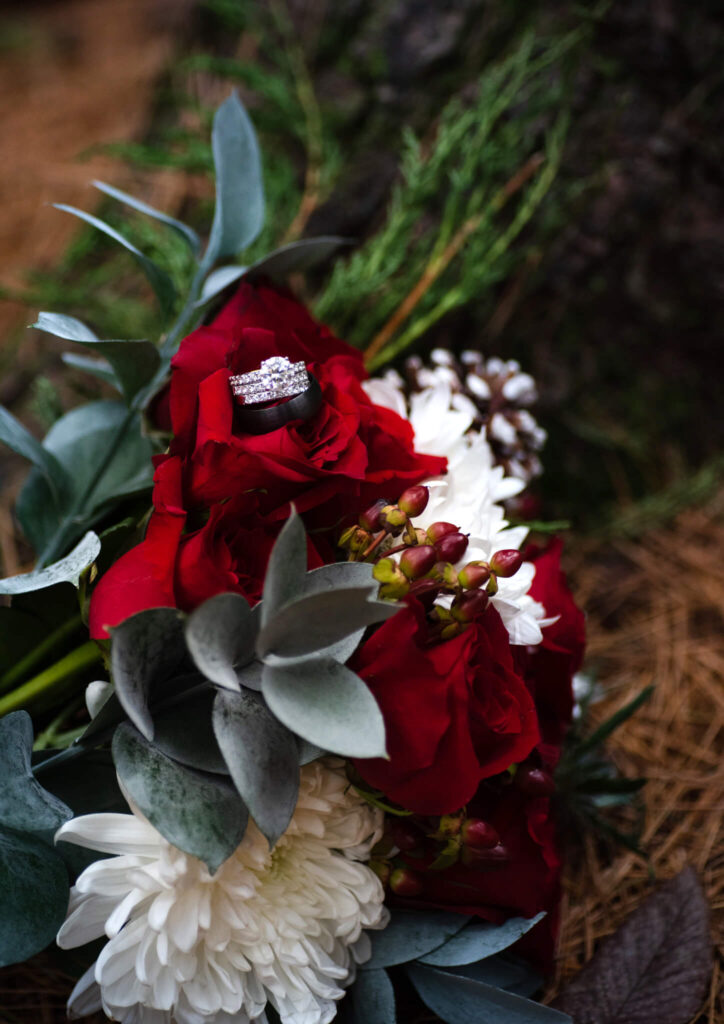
[257,587,397,660]
[0,712,72,833]
[262,656,386,759]
[419,913,546,967]
[0,825,70,967]
[260,508,307,628]
[363,911,471,970]
[340,968,396,1024]
[206,91,264,264]
[0,404,69,507]
[16,401,154,553]
[112,722,248,874]
[111,607,188,741]
[213,688,299,847]
[0,531,100,595]
[185,593,257,690]
[53,204,177,320]
[92,180,201,254]
[33,312,160,405]
[407,964,573,1024]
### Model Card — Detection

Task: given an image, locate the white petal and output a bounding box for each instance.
[56,813,160,855]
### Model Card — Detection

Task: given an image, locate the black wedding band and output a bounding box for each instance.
[235,375,322,435]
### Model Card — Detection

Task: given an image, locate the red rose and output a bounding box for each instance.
[516,538,586,745]
[89,283,443,637]
[352,598,540,814]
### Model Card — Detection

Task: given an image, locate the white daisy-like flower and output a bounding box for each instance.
[56,760,388,1024]
[365,376,550,645]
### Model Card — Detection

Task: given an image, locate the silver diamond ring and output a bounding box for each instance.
[230,357,309,406]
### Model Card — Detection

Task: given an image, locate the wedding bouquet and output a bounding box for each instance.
[0,92,689,1024]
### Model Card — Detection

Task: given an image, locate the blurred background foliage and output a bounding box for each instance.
[0,0,722,544]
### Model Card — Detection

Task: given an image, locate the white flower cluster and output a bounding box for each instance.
[57,761,387,1024]
[365,371,551,645]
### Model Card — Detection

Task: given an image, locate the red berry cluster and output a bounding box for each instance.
[339,485,524,639]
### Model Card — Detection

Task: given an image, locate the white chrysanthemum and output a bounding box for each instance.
[56,761,388,1024]
[365,376,551,645]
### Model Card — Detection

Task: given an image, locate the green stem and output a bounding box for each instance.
[33,696,84,750]
[0,613,83,694]
[0,641,101,717]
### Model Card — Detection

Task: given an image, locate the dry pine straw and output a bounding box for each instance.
[1,495,723,1022]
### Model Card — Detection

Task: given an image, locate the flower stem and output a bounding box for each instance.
[0,613,83,695]
[0,640,102,717]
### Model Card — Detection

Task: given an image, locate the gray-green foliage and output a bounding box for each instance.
[315,30,579,368]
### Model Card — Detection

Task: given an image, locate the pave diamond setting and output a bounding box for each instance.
[230,357,309,405]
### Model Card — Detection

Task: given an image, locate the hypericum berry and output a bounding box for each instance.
[460,842,510,867]
[514,766,556,797]
[359,498,388,532]
[373,557,400,584]
[434,532,469,564]
[400,545,437,580]
[368,859,391,886]
[386,821,419,852]
[461,819,500,850]
[451,590,489,622]
[489,549,524,578]
[380,504,408,535]
[458,561,491,589]
[426,521,459,544]
[437,813,464,838]
[389,866,424,896]
[398,485,429,517]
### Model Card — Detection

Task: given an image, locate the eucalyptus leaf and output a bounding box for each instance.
[0,531,100,595]
[206,91,264,264]
[112,723,248,873]
[262,656,386,758]
[213,688,299,846]
[0,825,70,967]
[185,592,256,691]
[34,312,160,404]
[260,508,307,627]
[407,964,573,1024]
[197,265,247,306]
[363,911,471,970]
[53,204,177,319]
[340,968,396,1024]
[154,687,228,775]
[258,587,397,660]
[0,404,68,506]
[17,401,154,553]
[110,607,188,741]
[419,913,546,967]
[0,712,72,833]
[297,739,327,764]
[452,955,543,998]
[61,352,121,391]
[246,237,351,282]
[92,180,201,254]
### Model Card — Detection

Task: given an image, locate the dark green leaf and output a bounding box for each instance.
[452,954,544,998]
[245,237,351,282]
[33,749,126,816]
[0,531,100,595]
[262,656,386,758]
[0,404,68,506]
[574,686,654,756]
[112,722,248,873]
[185,592,256,690]
[260,508,306,628]
[363,911,470,970]
[53,204,177,319]
[206,91,264,263]
[92,180,201,254]
[213,688,299,846]
[197,265,247,306]
[553,867,712,1024]
[340,968,396,1024]
[17,401,153,553]
[408,964,573,1024]
[34,312,160,404]
[420,913,546,967]
[0,825,70,967]
[61,351,120,391]
[0,712,72,832]
[111,607,187,741]
[258,588,397,660]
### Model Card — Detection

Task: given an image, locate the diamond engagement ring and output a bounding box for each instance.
[230,357,309,405]
[230,356,322,435]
